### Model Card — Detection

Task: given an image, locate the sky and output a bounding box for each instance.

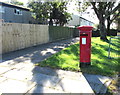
[1,0,29,5]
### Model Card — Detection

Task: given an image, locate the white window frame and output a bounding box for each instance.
[0,6,5,13]
[14,9,22,15]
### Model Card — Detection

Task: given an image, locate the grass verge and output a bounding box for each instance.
[37,37,120,76]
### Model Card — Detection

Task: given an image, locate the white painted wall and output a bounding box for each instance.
[67,15,80,26]
[80,18,94,26]
[67,15,94,27]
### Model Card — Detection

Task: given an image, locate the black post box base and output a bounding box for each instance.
[80,62,91,67]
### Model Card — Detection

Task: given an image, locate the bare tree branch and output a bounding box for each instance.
[110,12,120,24]
[105,3,120,19]
[105,2,114,17]
[91,2,100,19]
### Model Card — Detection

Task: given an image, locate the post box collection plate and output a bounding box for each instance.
[82,38,86,45]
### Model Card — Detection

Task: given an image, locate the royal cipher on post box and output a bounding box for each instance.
[77,26,93,67]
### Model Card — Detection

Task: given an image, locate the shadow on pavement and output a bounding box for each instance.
[2,38,79,64]
[83,73,112,94]
[0,38,79,93]
[27,66,64,93]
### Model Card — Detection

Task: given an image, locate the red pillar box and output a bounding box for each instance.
[77,26,93,67]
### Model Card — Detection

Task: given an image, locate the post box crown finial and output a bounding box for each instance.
[77,26,93,31]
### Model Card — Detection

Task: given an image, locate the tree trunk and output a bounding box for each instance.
[99,18,109,42]
[49,18,53,26]
[118,19,120,30]
[107,16,111,36]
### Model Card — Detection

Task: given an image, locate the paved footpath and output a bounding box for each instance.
[0,38,112,94]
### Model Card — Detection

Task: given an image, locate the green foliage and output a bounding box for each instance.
[38,37,119,76]
[28,1,72,26]
[28,1,51,23]
[93,24,99,30]
[77,2,91,13]
[84,37,120,76]
[39,43,80,71]
[113,9,120,24]
[10,0,23,5]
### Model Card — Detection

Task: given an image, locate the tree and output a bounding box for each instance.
[113,11,120,30]
[10,0,23,5]
[91,2,120,41]
[77,2,91,15]
[50,2,72,26]
[28,1,51,24]
[28,1,72,26]
[107,8,120,35]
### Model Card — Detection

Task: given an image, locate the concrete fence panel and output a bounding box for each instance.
[49,26,73,42]
[2,23,75,54]
[2,23,49,53]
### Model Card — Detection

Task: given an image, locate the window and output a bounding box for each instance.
[14,9,22,15]
[0,6,5,13]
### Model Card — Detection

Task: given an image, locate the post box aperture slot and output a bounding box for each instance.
[80,34,88,36]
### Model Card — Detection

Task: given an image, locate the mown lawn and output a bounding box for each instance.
[37,37,120,76]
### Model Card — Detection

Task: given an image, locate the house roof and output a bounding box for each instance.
[0,2,30,11]
[80,17,94,24]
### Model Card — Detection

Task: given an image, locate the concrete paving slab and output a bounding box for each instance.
[1,69,33,81]
[31,66,58,76]
[84,74,112,84]
[0,79,36,93]
[21,66,35,72]
[89,82,102,93]
[55,78,94,93]
[99,80,112,93]
[0,77,7,83]
[2,94,24,95]
[0,67,11,75]
[0,60,16,67]
[70,93,95,95]
[83,74,112,93]
[27,85,66,93]
[30,73,61,88]
[56,70,85,81]
[97,75,112,83]
[12,62,34,70]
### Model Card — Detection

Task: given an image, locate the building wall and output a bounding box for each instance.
[1,5,31,23]
[67,15,94,27]
[67,15,80,26]
[80,18,94,26]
